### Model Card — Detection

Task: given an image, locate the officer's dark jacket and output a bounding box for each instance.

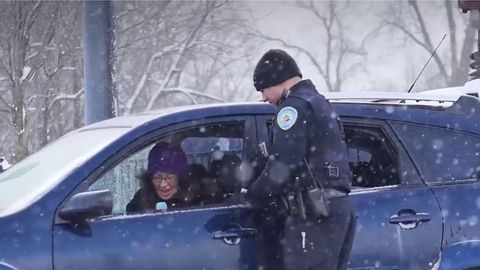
[248,80,351,204]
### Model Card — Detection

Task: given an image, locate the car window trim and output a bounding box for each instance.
[92,202,253,222]
[427,178,478,186]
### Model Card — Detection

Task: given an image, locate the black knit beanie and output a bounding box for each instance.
[253,49,302,91]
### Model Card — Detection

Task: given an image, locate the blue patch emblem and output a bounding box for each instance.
[277,106,298,130]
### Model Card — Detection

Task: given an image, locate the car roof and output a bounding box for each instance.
[329,93,480,134]
[78,102,276,130]
[77,94,480,136]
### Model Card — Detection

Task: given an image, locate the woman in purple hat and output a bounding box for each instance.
[126,143,193,213]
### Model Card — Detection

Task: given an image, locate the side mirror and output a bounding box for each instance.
[59,189,113,222]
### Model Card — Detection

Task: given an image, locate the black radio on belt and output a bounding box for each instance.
[303,159,330,220]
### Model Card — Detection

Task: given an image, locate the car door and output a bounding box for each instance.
[53,116,263,270]
[54,204,258,270]
[349,187,442,270]
[344,121,443,270]
[390,122,480,255]
[255,116,443,270]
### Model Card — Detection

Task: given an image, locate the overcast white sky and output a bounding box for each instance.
[246,0,468,93]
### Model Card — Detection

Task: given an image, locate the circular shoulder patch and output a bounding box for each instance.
[277,106,298,130]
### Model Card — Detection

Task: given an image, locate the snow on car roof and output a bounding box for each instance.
[418,79,480,98]
[77,102,272,131]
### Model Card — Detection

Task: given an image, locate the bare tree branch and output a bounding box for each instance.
[25,1,43,31]
[445,0,458,74]
[115,0,257,114]
[0,96,13,111]
[408,0,448,83]
[146,1,221,111]
[125,45,177,114]
[0,58,14,84]
[458,14,476,84]
[48,88,84,110]
[115,6,141,21]
[1,129,11,146]
[384,20,431,52]
[254,1,373,92]
[384,0,474,87]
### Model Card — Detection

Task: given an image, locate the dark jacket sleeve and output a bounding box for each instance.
[248,98,310,204]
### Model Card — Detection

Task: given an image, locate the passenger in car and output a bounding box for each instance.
[126,143,192,213]
[186,163,210,204]
[208,153,242,201]
[200,175,222,204]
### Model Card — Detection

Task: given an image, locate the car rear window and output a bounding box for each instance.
[392,122,480,183]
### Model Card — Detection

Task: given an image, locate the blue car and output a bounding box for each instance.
[0,93,479,270]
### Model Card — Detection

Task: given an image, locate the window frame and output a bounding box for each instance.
[57,115,257,218]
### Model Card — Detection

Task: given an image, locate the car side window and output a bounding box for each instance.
[344,125,401,188]
[262,118,404,189]
[89,147,148,214]
[391,123,480,183]
[89,121,247,215]
[180,124,247,205]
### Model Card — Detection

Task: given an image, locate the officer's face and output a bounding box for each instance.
[261,84,284,104]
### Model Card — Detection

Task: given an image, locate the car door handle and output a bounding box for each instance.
[212,228,257,239]
[389,213,431,224]
[389,209,431,230]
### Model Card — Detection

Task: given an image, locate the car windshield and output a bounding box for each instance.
[0,128,129,216]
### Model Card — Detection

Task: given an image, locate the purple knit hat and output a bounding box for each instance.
[147,143,188,175]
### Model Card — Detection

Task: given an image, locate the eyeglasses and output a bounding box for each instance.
[152,173,177,184]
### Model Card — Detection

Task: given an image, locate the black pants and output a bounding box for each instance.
[282,196,356,270]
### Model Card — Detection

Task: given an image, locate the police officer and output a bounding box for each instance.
[247,49,356,270]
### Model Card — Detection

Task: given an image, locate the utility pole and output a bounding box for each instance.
[82,1,118,125]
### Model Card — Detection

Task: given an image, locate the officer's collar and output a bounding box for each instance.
[289,79,314,92]
[277,90,289,106]
[277,79,314,106]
